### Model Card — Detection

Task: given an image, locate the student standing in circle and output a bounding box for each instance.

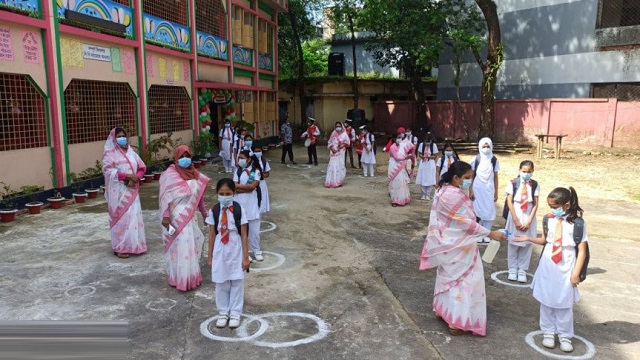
[470,138,500,243]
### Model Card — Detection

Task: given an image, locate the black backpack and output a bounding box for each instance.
[541,216,590,282]
[236,167,262,207]
[502,177,538,219]
[368,133,377,155]
[438,154,459,169]
[211,201,243,236]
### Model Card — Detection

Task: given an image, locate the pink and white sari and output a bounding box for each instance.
[159,164,210,291]
[419,185,491,336]
[387,139,414,206]
[102,129,147,255]
[324,128,350,188]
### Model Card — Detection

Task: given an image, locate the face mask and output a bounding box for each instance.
[177,157,192,168]
[244,141,253,148]
[405,132,411,137]
[520,172,532,181]
[336,127,342,132]
[481,147,491,155]
[238,159,247,168]
[460,179,472,190]
[308,123,312,126]
[445,151,453,157]
[396,138,402,144]
[254,152,262,159]
[551,207,565,218]
[218,195,233,208]
[224,123,230,128]
[116,137,127,147]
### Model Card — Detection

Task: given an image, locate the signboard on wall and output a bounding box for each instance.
[82,44,112,62]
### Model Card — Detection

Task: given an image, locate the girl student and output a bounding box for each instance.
[233,150,264,261]
[415,132,438,201]
[206,178,250,329]
[514,187,588,353]
[504,160,540,283]
[359,125,376,177]
[218,119,235,173]
[252,145,271,214]
[469,138,500,244]
[435,142,460,187]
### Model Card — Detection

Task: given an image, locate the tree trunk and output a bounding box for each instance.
[453,46,470,140]
[289,7,307,128]
[411,71,427,131]
[474,0,502,139]
[348,14,359,109]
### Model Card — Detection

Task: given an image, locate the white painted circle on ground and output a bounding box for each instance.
[249,251,286,272]
[146,298,177,311]
[64,286,96,297]
[260,221,277,233]
[491,270,534,288]
[248,312,330,348]
[286,164,311,169]
[525,330,596,360]
[200,314,268,343]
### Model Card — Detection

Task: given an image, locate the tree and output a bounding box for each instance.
[302,39,330,76]
[472,0,503,139]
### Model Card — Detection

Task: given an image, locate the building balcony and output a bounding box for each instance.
[56,0,133,38]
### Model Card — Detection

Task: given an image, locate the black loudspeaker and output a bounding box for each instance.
[328,53,345,76]
[347,108,365,128]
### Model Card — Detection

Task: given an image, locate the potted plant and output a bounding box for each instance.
[47,191,65,209]
[69,172,88,204]
[21,185,45,215]
[134,133,180,181]
[0,182,18,223]
[144,174,154,183]
[86,188,100,198]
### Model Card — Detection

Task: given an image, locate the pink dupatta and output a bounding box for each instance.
[327,126,350,157]
[102,129,145,228]
[388,140,414,182]
[159,165,210,251]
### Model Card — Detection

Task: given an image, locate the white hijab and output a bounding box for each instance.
[475,137,494,183]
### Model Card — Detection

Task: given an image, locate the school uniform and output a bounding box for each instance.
[360,133,376,176]
[258,158,271,214]
[470,138,500,239]
[532,216,587,339]
[505,179,540,273]
[233,168,262,255]
[205,205,248,316]
[435,154,457,180]
[219,127,234,172]
[415,142,438,197]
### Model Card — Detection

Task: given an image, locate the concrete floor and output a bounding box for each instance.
[1,146,639,360]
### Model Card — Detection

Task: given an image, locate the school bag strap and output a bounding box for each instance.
[502,177,538,219]
[473,156,497,178]
[235,167,262,208]
[211,201,243,236]
[541,215,589,281]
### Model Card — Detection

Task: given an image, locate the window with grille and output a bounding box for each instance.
[196,0,227,39]
[64,80,136,144]
[143,0,188,26]
[148,85,191,134]
[598,0,640,28]
[0,73,47,152]
[592,83,640,101]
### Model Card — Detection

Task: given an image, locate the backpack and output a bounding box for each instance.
[473,156,497,179]
[416,141,435,157]
[438,154,459,169]
[236,166,262,207]
[541,215,590,282]
[502,177,538,219]
[211,201,243,236]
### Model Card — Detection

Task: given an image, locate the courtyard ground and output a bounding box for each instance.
[1,144,639,359]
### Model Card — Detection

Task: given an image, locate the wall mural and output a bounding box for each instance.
[233,45,252,67]
[196,31,228,61]
[0,0,39,15]
[56,0,133,37]
[258,53,273,71]
[143,13,191,52]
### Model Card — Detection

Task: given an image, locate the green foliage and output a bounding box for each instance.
[278,0,323,81]
[20,185,44,195]
[234,120,256,134]
[69,161,103,187]
[327,0,365,35]
[0,182,17,200]
[191,132,215,157]
[302,39,330,76]
[133,133,181,171]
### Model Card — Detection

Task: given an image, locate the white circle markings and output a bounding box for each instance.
[286,164,311,170]
[247,312,331,348]
[249,251,286,273]
[260,221,277,233]
[64,286,96,297]
[491,270,534,288]
[525,330,596,360]
[200,314,269,343]
[146,298,177,311]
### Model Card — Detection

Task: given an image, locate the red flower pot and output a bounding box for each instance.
[0,209,18,222]
[153,172,162,180]
[144,174,153,183]
[199,159,207,167]
[73,193,88,203]
[26,202,43,215]
[48,198,65,209]
[86,189,99,199]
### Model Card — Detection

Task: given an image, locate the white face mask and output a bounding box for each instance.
[396,138,402,144]
[336,127,343,132]
[481,147,491,155]
[238,159,248,168]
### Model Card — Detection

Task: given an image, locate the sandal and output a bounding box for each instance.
[114,252,129,258]
[448,327,466,336]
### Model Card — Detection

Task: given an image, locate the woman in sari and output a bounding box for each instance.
[324,121,350,188]
[159,145,210,291]
[387,127,414,206]
[102,127,147,259]
[419,161,507,336]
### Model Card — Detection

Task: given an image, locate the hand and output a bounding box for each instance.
[469,192,475,201]
[570,273,581,287]
[126,180,135,188]
[207,257,212,268]
[242,256,250,271]
[494,194,498,202]
[513,235,529,243]
[161,217,170,230]
[489,230,508,241]
[130,174,140,183]
[514,220,524,230]
[521,221,531,231]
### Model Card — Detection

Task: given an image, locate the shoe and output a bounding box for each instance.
[254,251,264,262]
[477,237,490,244]
[228,315,241,329]
[559,337,573,352]
[215,314,229,328]
[306,162,312,165]
[420,195,426,200]
[425,196,431,201]
[517,271,527,283]
[507,269,517,281]
[281,161,286,164]
[542,333,555,349]
[292,162,297,165]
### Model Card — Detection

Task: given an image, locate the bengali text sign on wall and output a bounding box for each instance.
[82,44,112,62]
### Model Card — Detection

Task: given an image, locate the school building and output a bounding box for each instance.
[0,0,287,191]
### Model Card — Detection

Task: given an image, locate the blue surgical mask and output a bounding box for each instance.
[520,172,532,181]
[244,141,253,148]
[460,179,472,190]
[224,123,231,128]
[238,159,247,168]
[254,152,262,159]
[218,195,233,208]
[551,207,565,218]
[445,151,453,157]
[116,137,127,146]
[177,157,192,168]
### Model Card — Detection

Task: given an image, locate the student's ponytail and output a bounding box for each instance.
[567,186,583,223]
[439,161,472,187]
